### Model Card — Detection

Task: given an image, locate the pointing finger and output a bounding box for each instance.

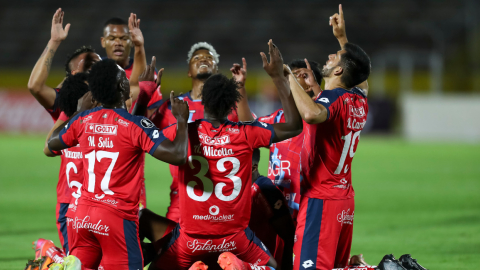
[242,57,247,71]
[151,56,156,70]
[339,4,344,19]
[170,91,175,101]
[304,58,312,70]
[260,52,268,67]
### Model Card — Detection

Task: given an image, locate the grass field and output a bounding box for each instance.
[0,134,479,270]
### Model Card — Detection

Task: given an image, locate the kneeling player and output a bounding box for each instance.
[48,59,190,270]
[150,40,302,270]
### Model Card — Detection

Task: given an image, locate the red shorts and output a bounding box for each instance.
[69,204,143,270]
[153,225,271,270]
[293,197,354,270]
[55,203,70,253]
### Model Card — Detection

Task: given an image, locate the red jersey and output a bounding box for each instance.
[301,87,368,200]
[150,92,243,212]
[59,107,168,220]
[162,119,274,235]
[123,59,162,110]
[44,88,62,122]
[258,109,303,220]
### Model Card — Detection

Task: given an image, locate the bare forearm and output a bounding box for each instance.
[44,119,65,156]
[338,36,348,49]
[289,75,326,123]
[236,86,254,122]
[274,77,301,125]
[171,121,188,165]
[28,40,61,90]
[130,46,146,87]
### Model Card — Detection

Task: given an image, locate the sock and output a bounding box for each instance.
[46,246,65,264]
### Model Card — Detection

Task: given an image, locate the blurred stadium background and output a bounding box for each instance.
[0,0,479,269]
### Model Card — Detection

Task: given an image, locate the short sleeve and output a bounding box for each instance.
[162,124,177,142]
[243,120,275,148]
[147,87,163,110]
[131,117,167,155]
[258,110,282,125]
[58,111,69,122]
[58,113,82,147]
[314,90,340,121]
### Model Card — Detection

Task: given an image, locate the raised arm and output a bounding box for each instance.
[131,57,163,117]
[151,91,189,165]
[330,4,348,49]
[231,58,255,122]
[128,13,147,103]
[260,40,303,143]
[288,59,329,124]
[28,8,70,109]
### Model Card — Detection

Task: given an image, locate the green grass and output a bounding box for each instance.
[0,134,479,269]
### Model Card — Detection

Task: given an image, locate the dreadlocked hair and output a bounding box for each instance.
[58,73,89,117]
[64,46,95,75]
[201,74,242,120]
[88,59,121,106]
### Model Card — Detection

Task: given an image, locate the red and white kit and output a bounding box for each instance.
[153,119,274,269]
[59,107,168,269]
[294,87,368,270]
[149,92,243,222]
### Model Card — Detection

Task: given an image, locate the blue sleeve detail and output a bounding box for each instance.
[57,111,84,147]
[148,131,167,155]
[314,89,342,120]
[147,99,164,110]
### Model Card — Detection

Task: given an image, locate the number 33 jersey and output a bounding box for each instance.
[162,119,274,235]
[302,87,368,200]
[58,107,168,220]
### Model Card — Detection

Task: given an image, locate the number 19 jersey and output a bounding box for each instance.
[162,119,274,235]
[301,87,368,200]
[59,107,168,220]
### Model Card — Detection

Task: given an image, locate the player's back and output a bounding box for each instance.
[302,87,368,200]
[164,119,274,236]
[59,107,164,220]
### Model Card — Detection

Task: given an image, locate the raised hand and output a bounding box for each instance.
[51,8,70,42]
[170,91,189,123]
[230,58,247,87]
[77,91,96,112]
[329,4,348,47]
[139,56,157,83]
[295,59,322,94]
[128,13,144,47]
[260,39,284,78]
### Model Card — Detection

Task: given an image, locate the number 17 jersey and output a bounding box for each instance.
[162,119,274,236]
[301,87,368,200]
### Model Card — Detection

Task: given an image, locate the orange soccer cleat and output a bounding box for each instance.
[189,261,209,270]
[32,238,56,260]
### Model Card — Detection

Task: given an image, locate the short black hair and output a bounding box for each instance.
[289,59,322,84]
[252,148,260,165]
[58,73,89,117]
[339,43,371,88]
[88,59,121,106]
[201,74,242,120]
[104,17,127,28]
[64,46,95,75]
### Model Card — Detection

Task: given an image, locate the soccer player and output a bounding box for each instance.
[28,8,101,256]
[254,60,322,225]
[150,39,302,270]
[47,59,190,270]
[289,5,371,270]
[150,42,253,222]
[249,148,295,270]
[101,16,162,114]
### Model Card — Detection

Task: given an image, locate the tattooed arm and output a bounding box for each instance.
[28,8,70,110]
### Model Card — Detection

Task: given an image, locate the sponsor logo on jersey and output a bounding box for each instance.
[302,260,314,268]
[86,123,118,135]
[71,215,110,236]
[116,118,129,127]
[203,146,234,157]
[63,149,83,159]
[141,118,155,128]
[209,205,219,215]
[268,159,291,177]
[259,121,268,128]
[198,132,231,146]
[349,105,366,118]
[186,239,237,253]
[192,213,234,222]
[337,208,354,225]
[318,97,330,103]
[333,178,350,190]
[225,127,239,134]
[80,115,93,124]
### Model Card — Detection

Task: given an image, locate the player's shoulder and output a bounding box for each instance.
[232,119,272,129]
[351,86,368,99]
[254,176,284,200]
[111,108,157,131]
[258,108,284,123]
[315,88,345,104]
[255,176,276,189]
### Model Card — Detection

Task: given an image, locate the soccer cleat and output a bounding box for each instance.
[38,256,54,270]
[62,255,82,270]
[24,259,37,270]
[48,263,64,270]
[399,254,428,270]
[32,238,56,260]
[189,261,209,270]
[377,254,407,270]
[217,252,249,270]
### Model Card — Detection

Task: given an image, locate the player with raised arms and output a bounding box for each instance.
[149,42,253,223]
[47,59,190,270]
[150,39,302,270]
[288,5,370,270]
[28,8,101,258]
